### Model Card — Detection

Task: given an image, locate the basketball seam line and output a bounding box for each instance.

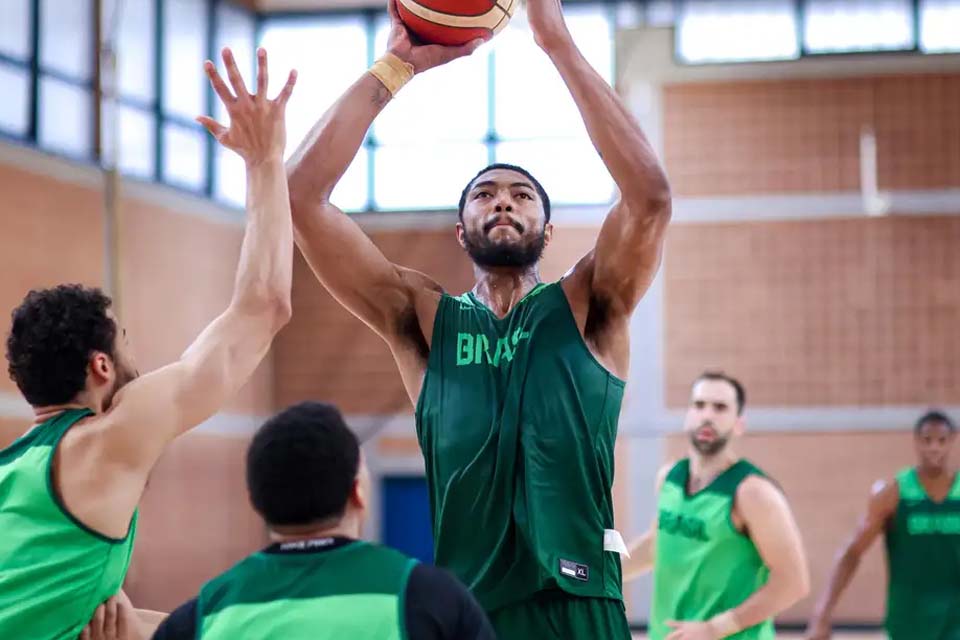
[398,0,502,21]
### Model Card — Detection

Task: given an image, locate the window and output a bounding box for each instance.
[0,0,32,60]
[40,0,93,79]
[163,123,206,190]
[102,0,156,103]
[0,63,30,137]
[260,16,370,209]
[677,0,799,63]
[375,143,488,210]
[214,2,256,207]
[163,0,208,120]
[804,0,914,53]
[920,0,960,53]
[39,78,92,157]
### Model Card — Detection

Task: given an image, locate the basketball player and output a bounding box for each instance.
[286,0,671,636]
[0,48,297,639]
[805,411,959,640]
[623,373,809,639]
[143,401,495,639]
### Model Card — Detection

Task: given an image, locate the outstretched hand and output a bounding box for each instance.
[385,0,486,73]
[198,47,297,166]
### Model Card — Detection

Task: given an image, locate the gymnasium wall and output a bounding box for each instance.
[0,145,269,611]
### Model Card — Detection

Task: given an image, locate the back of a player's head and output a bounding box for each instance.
[914,410,956,435]
[246,402,360,528]
[6,285,117,407]
[458,163,552,223]
[694,371,746,416]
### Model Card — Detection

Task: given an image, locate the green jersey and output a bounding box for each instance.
[650,459,773,640]
[416,281,625,612]
[884,467,960,640]
[0,409,138,639]
[198,538,416,639]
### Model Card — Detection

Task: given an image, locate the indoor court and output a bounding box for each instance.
[0,0,958,638]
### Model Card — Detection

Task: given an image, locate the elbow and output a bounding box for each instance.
[287,163,333,215]
[623,174,672,223]
[234,287,293,334]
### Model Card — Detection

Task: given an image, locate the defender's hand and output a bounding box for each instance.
[79,591,143,640]
[525,0,573,52]
[386,0,486,73]
[665,620,721,640]
[198,47,297,166]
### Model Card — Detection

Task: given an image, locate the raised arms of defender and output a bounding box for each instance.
[525,0,671,379]
[804,481,899,640]
[60,48,298,540]
[666,477,810,640]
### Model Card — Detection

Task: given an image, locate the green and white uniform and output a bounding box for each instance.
[0,409,138,639]
[416,281,630,638]
[884,467,960,640]
[650,458,773,640]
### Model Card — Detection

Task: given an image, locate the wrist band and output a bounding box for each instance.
[708,611,742,638]
[368,53,415,96]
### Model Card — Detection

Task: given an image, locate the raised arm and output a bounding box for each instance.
[667,477,810,639]
[286,0,482,340]
[526,0,671,317]
[805,480,898,640]
[91,48,296,476]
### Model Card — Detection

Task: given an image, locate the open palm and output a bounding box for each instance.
[198,47,297,166]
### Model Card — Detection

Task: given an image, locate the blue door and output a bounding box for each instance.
[382,476,434,564]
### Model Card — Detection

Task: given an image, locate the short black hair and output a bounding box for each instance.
[914,410,956,434]
[246,402,360,527]
[694,371,747,415]
[6,285,117,407]
[458,163,551,223]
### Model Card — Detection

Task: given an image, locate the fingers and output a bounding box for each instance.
[204,60,234,105]
[79,627,91,640]
[91,602,106,637]
[274,69,298,106]
[424,37,487,67]
[387,0,401,22]
[104,597,119,639]
[256,48,268,97]
[221,47,250,98]
[196,115,227,141]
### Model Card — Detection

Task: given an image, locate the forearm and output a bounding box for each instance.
[809,551,861,626]
[287,73,392,204]
[232,158,294,319]
[717,571,808,636]
[622,532,655,581]
[544,39,669,205]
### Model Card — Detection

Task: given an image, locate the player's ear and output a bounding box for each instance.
[734,415,746,437]
[455,221,467,249]
[543,221,553,246]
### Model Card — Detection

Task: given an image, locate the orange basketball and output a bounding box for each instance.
[397,0,517,46]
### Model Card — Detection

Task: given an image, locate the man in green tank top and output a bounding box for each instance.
[149,401,494,640]
[624,373,810,639]
[806,410,960,640]
[0,49,298,640]
[287,0,671,636]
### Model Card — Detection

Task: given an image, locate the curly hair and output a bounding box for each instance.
[247,402,360,527]
[6,285,117,407]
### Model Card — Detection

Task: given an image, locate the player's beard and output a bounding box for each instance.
[689,430,731,457]
[104,363,139,410]
[463,223,546,269]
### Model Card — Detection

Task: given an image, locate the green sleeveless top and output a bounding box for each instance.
[884,467,960,640]
[650,459,773,640]
[0,409,138,639]
[198,539,417,639]
[416,281,626,612]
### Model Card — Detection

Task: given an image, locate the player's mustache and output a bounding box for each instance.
[483,217,524,234]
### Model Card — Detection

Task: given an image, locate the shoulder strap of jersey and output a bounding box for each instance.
[663,458,690,489]
[895,467,924,501]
